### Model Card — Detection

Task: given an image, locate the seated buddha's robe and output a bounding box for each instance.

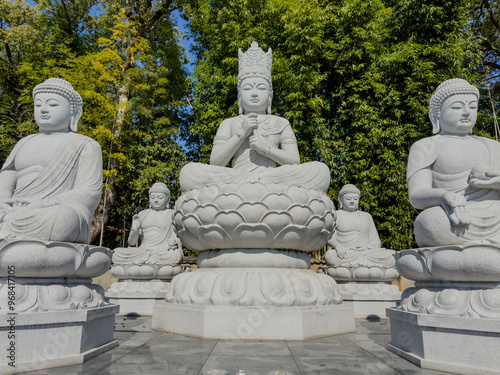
[0,132,102,244]
[408,135,500,246]
[112,208,183,265]
[325,211,395,267]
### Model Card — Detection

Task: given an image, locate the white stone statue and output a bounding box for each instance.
[324,184,396,270]
[175,41,334,252]
[408,78,500,247]
[179,41,329,192]
[0,78,102,244]
[387,79,500,373]
[152,43,352,340]
[0,78,112,316]
[111,182,183,277]
[108,183,185,314]
[321,184,399,318]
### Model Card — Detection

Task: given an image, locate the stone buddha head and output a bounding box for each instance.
[149,182,170,211]
[338,184,360,212]
[429,78,479,135]
[238,41,273,115]
[33,78,83,133]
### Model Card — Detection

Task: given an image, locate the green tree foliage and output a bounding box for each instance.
[0,0,40,161]
[0,0,192,248]
[186,0,483,250]
[470,0,500,139]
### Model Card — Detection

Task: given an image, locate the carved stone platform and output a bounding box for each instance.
[152,303,355,340]
[387,308,500,375]
[106,279,175,316]
[337,281,400,319]
[320,266,401,318]
[389,244,500,374]
[152,254,356,339]
[0,305,119,374]
[0,239,118,373]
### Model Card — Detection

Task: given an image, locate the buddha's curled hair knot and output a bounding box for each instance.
[429,78,479,134]
[33,78,83,115]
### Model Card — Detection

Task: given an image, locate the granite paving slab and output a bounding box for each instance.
[22,317,459,375]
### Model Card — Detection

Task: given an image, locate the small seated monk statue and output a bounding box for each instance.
[179,41,330,193]
[408,78,500,247]
[0,78,102,244]
[112,182,183,267]
[324,184,396,268]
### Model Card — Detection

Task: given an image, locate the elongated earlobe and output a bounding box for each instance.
[70,108,82,132]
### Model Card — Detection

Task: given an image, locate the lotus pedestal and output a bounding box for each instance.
[0,239,118,373]
[152,250,355,340]
[320,266,401,319]
[106,265,188,316]
[387,244,500,375]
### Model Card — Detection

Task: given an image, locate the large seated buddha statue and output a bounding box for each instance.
[393,78,500,317]
[0,78,102,243]
[408,78,500,247]
[0,78,111,311]
[175,42,334,252]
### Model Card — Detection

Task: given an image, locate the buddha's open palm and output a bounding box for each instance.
[469,169,500,190]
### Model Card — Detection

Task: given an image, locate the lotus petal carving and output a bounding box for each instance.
[396,243,500,282]
[166,268,342,306]
[175,183,335,252]
[0,239,111,278]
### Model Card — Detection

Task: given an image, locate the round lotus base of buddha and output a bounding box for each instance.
[110,264,186,280]
[319,265,399,282]
[174,182,335,252]
[0,277,107,312]
[0,238,111,278]
[165,268,342,307]
[398,281,500,318]
[396,243,500,282]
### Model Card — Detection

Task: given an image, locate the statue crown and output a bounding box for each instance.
[238,41,272,89]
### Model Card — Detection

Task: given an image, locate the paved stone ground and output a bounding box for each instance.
[24,317,455,375]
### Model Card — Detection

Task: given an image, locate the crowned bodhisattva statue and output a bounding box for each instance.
[0,78,117,372]
[107,183,185,314]
[387,79,500,373]
[174,42,334,252]
[152,42,354,340]
[321,184,400,318]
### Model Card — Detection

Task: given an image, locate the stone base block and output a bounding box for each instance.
[106,291,166,316]
[0,305,119,374]
[152,302,355,340]
[387,308,500,375]
[345,300,398,319]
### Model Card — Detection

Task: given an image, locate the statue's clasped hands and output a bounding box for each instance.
[240,113,259,137]
[442,192,471,226]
